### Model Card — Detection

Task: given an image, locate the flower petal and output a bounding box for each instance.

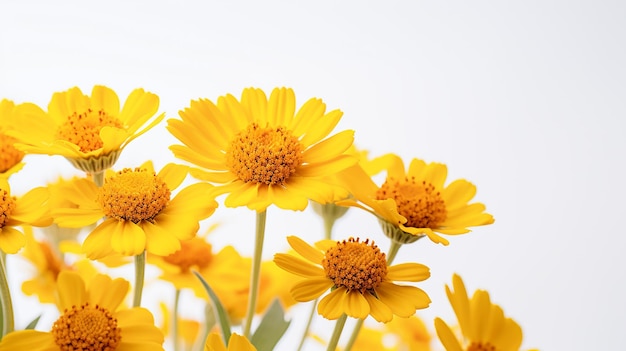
[0,330,57,351]
[57,271,87,311]
[0,227,25,254]
[141,221,182,256]
[434,318,464,351]
[290,278,333,301]
[287,236,324,264]
[343,290,369,319]
[317,287,348,320]
[273,253,325,278]
[82,219,118,259]
[88,275,129,311]
[386,263,430,282]
[110,220,146,256]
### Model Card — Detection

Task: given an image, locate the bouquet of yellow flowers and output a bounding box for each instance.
[0,85,538,351]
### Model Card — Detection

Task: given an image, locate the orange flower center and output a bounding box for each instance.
[467,342,497,351]
[376,176,447,228]
[163,237,213,272]
[56,109,124,153]
[226,123,304,185]
[322,237,387,293]
[52,302,121,351]
[98,168,170,223]
[0,189,16,229]
[0,133,24,173]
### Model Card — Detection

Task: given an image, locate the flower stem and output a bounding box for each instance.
[0,253,13,337]
[387,240,402,265]
[92,170,105,187]
[343,318,363,351]
[173,288,181,351]
[133,250,146,307]
[326,314,347,351]
[296,299,318,351]
[242,210,267,338]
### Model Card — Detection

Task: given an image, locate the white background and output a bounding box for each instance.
[1,1,625,350]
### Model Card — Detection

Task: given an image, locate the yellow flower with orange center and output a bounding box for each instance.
[274,236,431,322]
[0,184,51,254]
[167,87,357,212]
[9,85,164,173]
[0,99,25,180]
[0,271,165,351]
[52,161,217,259]
[337,155,494,245]
[435,274,539,351]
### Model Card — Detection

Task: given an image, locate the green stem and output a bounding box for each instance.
[242,210,267,338]
[0,253,13,337]
[326,314,347,351]
[387,240,402,265]
[133,251,146,307]
[323,215,335,240]
[92,171,105,187]
[343,318,363,351]
[296,299,318,351]
[173,289,181,351]
[194,303,216,351]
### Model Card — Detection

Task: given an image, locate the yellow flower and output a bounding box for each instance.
[150,236,249,299]
[274,236,431,322]
[0,99,25,180]
[338,155,494,245]
[0,184,50,254]
[52,161,217,259]
[167,87,357,212]
[204,333,256,351]
[9,85,164,173]
[435,274,538,351]
[20,227,98,304]
[0,271,165,350]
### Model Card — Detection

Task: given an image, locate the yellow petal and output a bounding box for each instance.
[386,263,430,282]
[0,227,25,254]
[91,85,120,117]
[273,253,325,278]
[0,330,57,351]
[88,274,129,311]
[343,290,369,319]
[375,282,430,317]
[157,163,189,191]
[57,271,87,311]
[300,109,343,148]
[267,87,295,126]
[141,221,182,256]
[297,154,357,178]
[303,130,355,164]
[290,278,333,301]
[110,220,146,256]
[434,318,464,351]
[363,293,393,323]
[287,236,324,263]
[317,287,348,320]
[82,219,117,259]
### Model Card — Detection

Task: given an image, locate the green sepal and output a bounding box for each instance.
[193,271,232,346]
[25,315,41,330]
[251,299,291,351]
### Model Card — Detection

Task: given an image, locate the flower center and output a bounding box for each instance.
[56,109,124,153]
[52,302,121,351]
[0,189,16,229]
[98,168,171,223]
[376,176,447,228]
[0,133,24,173]
[467,342,497,351]
[322,237,387,293]
[163,237,213,272]
[225,123,304,185]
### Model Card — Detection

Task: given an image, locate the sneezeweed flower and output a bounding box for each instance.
[273,236,431,322]
[204,332,256,351]
[20,227,98,304]
[167,87,357,211]
[434,274,538,351]
[52,161,217,259]
[338,155,494,245]
[0,99,26,180]
[9,85,164,174]
[0,184,51,254]
[0,271,165,350]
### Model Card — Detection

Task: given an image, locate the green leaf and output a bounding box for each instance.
[25,315,41,330]
[193,271,232,345]
[251,299,291,351]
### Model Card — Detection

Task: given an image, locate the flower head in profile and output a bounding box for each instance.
[0,184,50,254]
[274,236,431,322]
[9,85,164,173]
[0,99,26,180]
[0,271,165,351]
[435,274,538,351]
[167,87,357,212]
[204,332,256,351]
[52,161,217,259]
[338,155,494,245]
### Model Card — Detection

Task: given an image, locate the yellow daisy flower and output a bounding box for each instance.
[51,161,217,259]
[9,85,164,174]
[0,99,25,180]
[0,184,51,254]
[204,332,256,351]
[0,271,165,351]
[167,87,357,212]
[338,155,494,245]
[273,236,431,322]
[434,274,538,351]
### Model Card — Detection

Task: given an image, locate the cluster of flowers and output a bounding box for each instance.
[0,86,537,350]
